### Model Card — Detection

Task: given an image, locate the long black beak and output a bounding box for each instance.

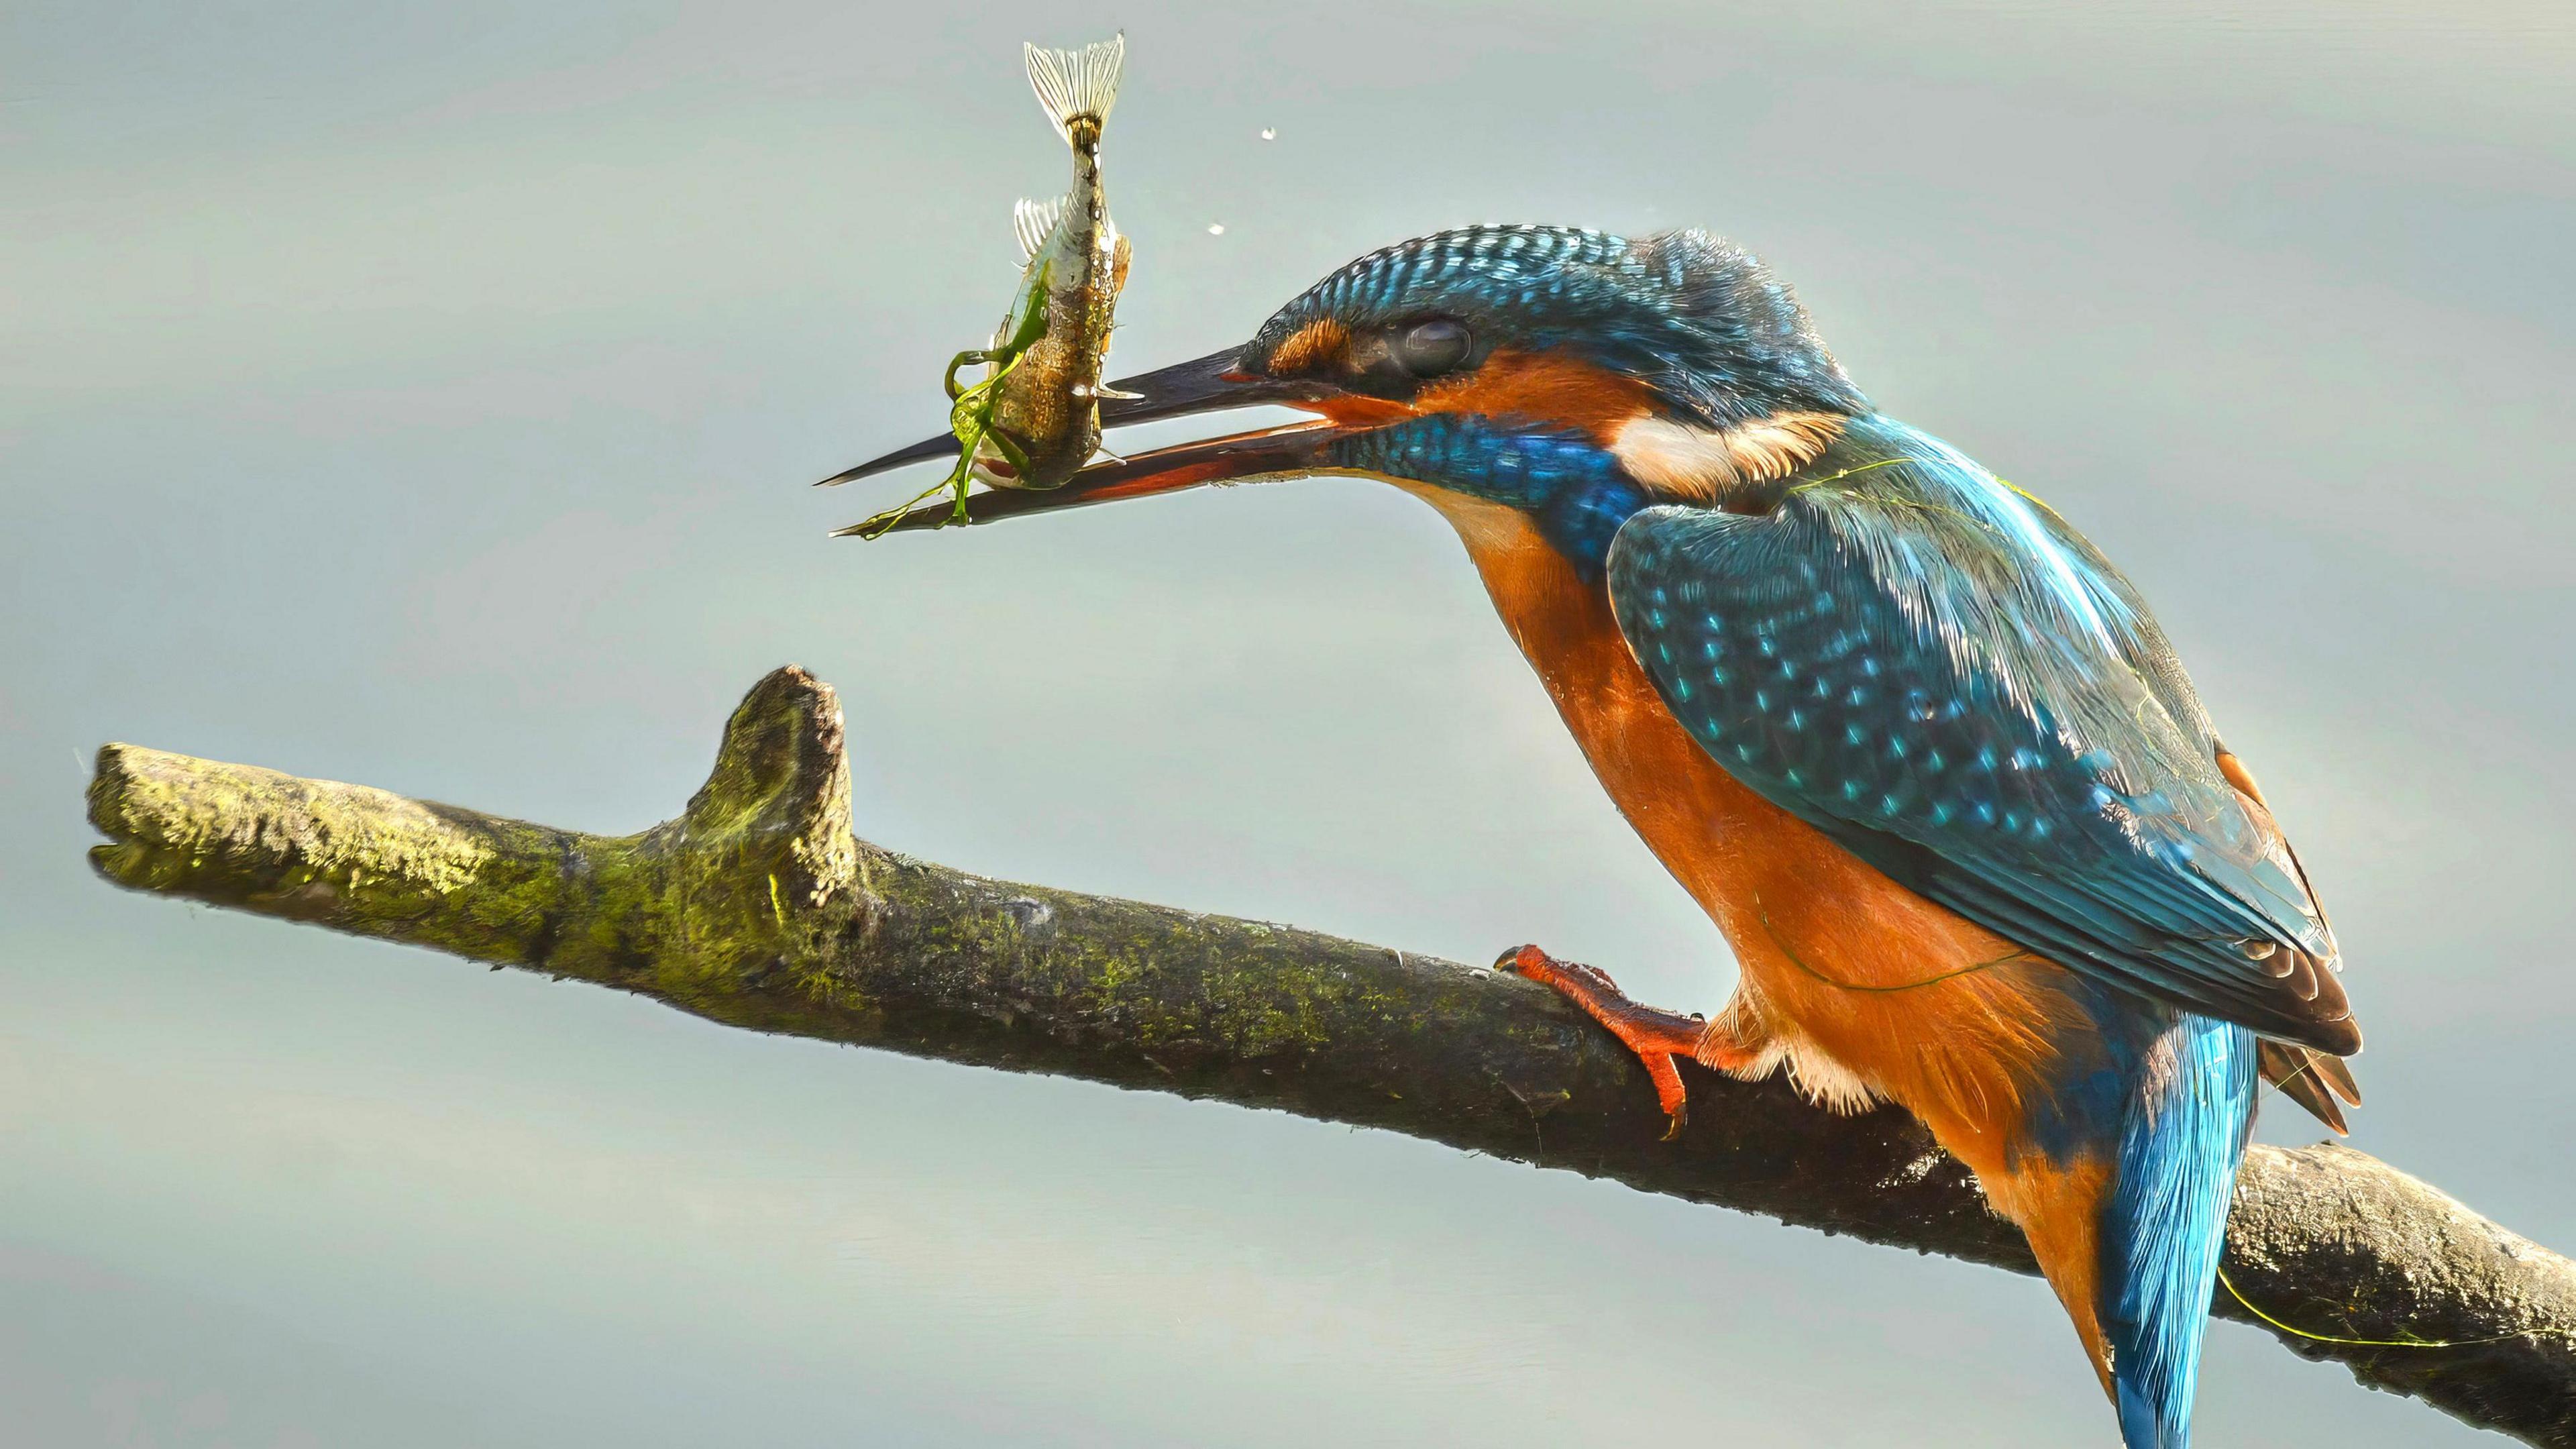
[816,347,1336,490]
[820,346,1376,533]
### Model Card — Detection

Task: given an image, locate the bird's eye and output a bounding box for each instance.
[1395,317,1472,378]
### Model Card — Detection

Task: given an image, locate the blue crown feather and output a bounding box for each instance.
[1250,225,1870,427]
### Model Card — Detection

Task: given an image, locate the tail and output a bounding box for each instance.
[2100,1014,2258,1449]
[1024,34,1124,149]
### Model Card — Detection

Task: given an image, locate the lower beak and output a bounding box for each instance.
[848,419,1346,534]
[821,347,1377,534]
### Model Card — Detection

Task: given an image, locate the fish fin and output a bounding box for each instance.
[1024,33,1124,142]
[1012,197,1065,261]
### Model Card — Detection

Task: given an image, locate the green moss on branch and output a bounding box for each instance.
[84,666,2576,1446]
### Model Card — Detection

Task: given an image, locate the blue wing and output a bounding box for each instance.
[1605,420,2356,1052]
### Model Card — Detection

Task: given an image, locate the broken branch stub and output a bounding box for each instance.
[83,666,2576,1446]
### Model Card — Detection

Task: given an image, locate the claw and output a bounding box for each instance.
[1499,943,1707,1136]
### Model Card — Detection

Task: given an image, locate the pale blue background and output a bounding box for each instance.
[5,3,2572,1444]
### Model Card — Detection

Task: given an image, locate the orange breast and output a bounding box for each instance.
[1409,488,2112,1180]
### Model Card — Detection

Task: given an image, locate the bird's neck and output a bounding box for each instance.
[1326,414,1647,579]
[1400,484,1783,898]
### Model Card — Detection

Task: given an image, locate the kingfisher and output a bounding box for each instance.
[828,225,2364,1447]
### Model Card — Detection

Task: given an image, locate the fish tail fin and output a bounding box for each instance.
[2101,1015,2259,1448]
[1024,33,1124,147]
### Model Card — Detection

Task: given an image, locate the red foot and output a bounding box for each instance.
[1499,944,1709,1140]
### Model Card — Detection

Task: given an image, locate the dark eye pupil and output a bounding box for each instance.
[1397,318,1471,376]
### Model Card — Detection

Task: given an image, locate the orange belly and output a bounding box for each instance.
[1414,490,2109,1170]
[1407,489,2123,1375]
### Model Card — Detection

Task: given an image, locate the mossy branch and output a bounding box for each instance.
[85,666,2576,1446]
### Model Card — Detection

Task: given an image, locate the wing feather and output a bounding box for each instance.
[1605,420,2357,1054]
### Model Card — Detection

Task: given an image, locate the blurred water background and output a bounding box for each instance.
[5,3,2572,1443]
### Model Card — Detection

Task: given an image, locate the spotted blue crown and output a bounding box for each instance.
[1248,224,1870,427]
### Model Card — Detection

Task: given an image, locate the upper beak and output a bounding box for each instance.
[819,346,1380,534]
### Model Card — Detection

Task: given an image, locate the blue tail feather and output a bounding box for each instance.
[2100,1014,2258,1449]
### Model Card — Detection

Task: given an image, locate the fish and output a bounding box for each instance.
[824,34,1133,536]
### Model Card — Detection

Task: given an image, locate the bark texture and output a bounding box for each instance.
[85,666,2576,1444]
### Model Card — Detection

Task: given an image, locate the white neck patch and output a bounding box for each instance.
[1609,412,1845,504]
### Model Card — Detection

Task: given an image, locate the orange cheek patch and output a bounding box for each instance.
[1416,347,1655,439]
[1265,319,1350,374]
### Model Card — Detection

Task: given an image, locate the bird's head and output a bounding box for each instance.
[843,225,1869,576]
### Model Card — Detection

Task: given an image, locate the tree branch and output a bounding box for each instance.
[83,666,2576,1445]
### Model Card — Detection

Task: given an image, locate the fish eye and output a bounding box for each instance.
[1395,317,1472,378]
